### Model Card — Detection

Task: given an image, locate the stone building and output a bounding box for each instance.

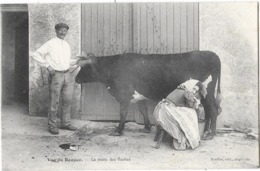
[1,3,258,128]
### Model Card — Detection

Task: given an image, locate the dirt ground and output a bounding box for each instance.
[1,103,259,170]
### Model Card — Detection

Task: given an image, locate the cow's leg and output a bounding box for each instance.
[117,102,129,133]
[109,101,129,136]
[109,82,133,136]
[209,112,218,137]
[200,98,210,138]
[202,95,218,140]
[202,105,211,140]
[204,108,211,132]
[137,100,152,133]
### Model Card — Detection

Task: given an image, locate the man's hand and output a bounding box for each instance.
[69,65,80,73]
[47,66,55,75]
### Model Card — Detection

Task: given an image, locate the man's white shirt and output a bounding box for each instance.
[32,37,72,71]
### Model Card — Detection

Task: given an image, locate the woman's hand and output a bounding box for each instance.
[184,91,201,109]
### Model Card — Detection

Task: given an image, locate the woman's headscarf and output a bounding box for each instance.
[179,79,199,92]
[178,79,208,98]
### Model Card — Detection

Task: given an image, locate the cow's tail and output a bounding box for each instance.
[215,55,222,114]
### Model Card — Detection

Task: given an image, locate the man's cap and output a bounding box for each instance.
[55,23,69,30]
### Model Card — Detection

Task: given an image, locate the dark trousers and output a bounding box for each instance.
[48,71,74,129]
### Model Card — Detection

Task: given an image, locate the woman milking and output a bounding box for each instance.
[153,79,209,150]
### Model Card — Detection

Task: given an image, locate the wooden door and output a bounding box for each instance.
[132,3,199,123]
[81,3,134,121]
[81,3,199,122]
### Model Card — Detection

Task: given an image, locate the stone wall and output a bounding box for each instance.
[28,4,81,118]
[200,2,258,128]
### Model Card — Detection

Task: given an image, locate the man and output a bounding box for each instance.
[32,23,77,134]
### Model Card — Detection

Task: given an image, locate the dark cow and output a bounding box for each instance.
[75,51,222,140]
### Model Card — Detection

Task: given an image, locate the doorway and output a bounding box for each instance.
[2,9,29,105]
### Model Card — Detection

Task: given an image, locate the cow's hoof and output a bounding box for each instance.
[201,133,214,140]
[109,131,122,136]
[139,128,151,133]
[109,128,123,136]
[139,125,152,133]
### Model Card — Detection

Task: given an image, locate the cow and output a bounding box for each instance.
[75,51,222,140]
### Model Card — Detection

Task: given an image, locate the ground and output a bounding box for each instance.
[1,103,259,170]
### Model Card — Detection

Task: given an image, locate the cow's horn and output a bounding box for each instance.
[87,53,95,57]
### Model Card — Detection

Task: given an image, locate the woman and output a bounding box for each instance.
[153,79,207,150]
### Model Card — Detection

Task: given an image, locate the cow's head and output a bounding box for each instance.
[75,53,97,84]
